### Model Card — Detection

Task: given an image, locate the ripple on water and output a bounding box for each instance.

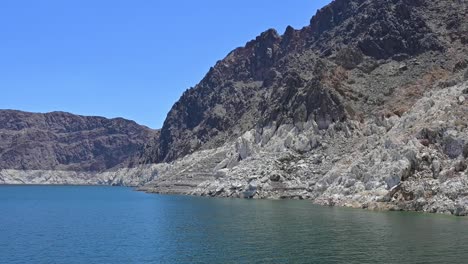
[0,186,467,264]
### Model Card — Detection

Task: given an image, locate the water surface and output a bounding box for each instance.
[0,185,467,263]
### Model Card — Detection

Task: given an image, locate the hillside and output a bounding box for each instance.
[143,0,467,163]
[140,0,468,215]
[0,110,159,185]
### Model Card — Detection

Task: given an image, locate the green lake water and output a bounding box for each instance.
[0,185,467,263]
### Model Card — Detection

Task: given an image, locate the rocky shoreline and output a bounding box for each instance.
[140,82,468,216]
[0,165,160,187]
[136,0,468,216]
[3,82,467,216]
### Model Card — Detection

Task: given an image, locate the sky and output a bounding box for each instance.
[0,0,332,129]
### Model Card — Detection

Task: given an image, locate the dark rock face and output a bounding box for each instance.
[310,0,442,59]
[0,110,157,171]
[144,0,468,163]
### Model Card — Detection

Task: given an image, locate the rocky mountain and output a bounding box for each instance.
[0,110,159,185]
[139,0,468,215]
[144,0,467,163]
[141,81,468,214]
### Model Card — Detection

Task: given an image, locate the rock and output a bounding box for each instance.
[439,79,459,88]
[214,187,224,196]
[439,169,456,183]
[421,153,431,163]
[453,60,468,72]
[417,128,442,145]
[243,182,258,199]
[291,135,312,153]
[454,160,467,172]
[420,139,430,147]
[335,47,364,69]
[384,162,408,189]
[443,136,465,159]
[404,149,419,173]
[432,160,442,179]
[454,199,468,216]
[459,96,465,104]
[269,173,282,182]
[236,136,255,160]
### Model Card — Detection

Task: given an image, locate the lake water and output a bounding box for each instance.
[0,186,467,264]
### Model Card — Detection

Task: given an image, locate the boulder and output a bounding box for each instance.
[269,173,282,182]
[432,159,442,179]
[242,182,258,199]
[384,160,411,189]
[443,137,465,159]
[236,136,255,160]
[454,160,467,172]
[455,198,468,216]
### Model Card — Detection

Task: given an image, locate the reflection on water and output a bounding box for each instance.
[0,186,467,263]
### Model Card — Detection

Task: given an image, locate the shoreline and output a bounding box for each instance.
[139,186,468,217]
[3,183,466,218]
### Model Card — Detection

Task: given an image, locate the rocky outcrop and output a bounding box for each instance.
[0,110,158,178]
[142,81,468,216]
[143,0,468,163]
[139,0,468,216]
[0,165,161,187]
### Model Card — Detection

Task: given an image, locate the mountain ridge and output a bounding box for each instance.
[0,109,155,131]
[143,0,466,163]
[0,109,158,172]
[139,0,468,215]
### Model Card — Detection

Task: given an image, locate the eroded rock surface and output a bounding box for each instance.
[140,0,468,215]
[0,110,158,185]
[143,0,468,164]
[142,82,468,216]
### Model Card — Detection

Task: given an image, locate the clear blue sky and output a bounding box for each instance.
[0,0,331,128]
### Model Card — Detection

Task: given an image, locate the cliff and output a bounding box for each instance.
[140,0,468,215]
[144,0,467,163]
[0,110,159,185]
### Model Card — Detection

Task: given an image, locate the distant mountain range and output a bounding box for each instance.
[0,110,159,185]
